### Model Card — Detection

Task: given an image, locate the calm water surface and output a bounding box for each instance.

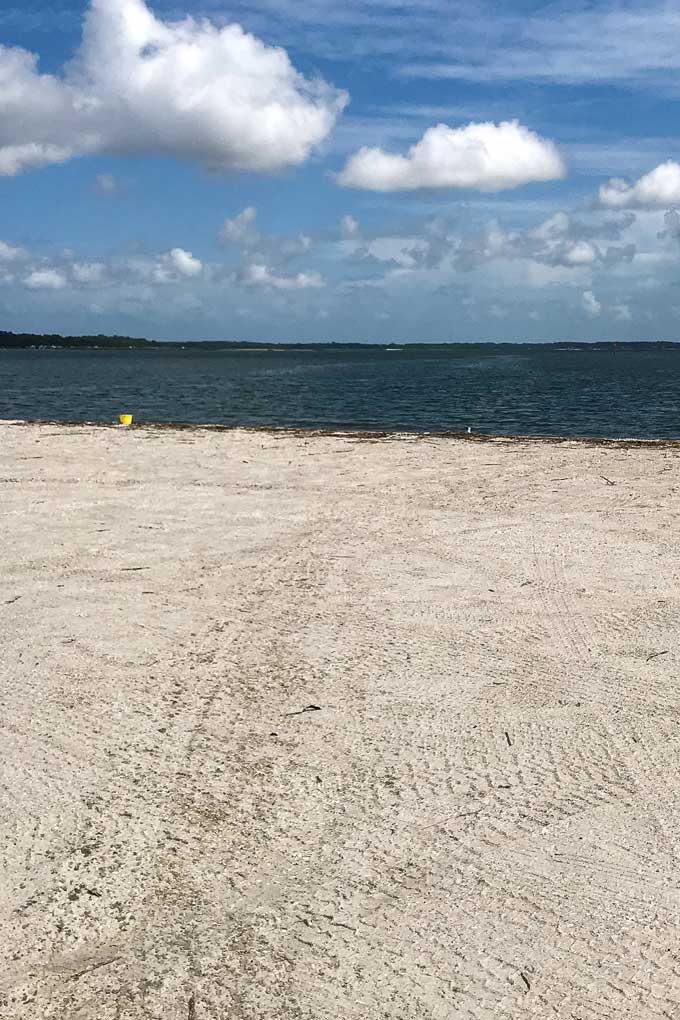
[1,346,679,439]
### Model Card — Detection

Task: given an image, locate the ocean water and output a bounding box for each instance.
[1,345,679,439]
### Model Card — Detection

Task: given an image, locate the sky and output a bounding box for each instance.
[2,0,680,342]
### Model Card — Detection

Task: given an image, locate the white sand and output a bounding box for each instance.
[2,422,680,1019]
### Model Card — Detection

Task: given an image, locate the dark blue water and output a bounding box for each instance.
[1,346,679,438]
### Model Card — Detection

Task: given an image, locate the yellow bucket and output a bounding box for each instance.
[119,414,133,426]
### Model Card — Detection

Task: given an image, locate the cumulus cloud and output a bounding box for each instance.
[563,240,596,265]
[335,205,638,289]
[0,240,28,262]
[242,263,325,290]
[337,120,565,193]
[531,210,636,243]
[450,210,635,275]
[582,290,602,317]
[599,162,680,209]
[24,268,67,290]
[0,0,347,177]
[220,207,259,246]
[658,209,680,242]
[521,213,635,269]
[219,207,315,278]
[7,242,210,298]
[167,248,202,278]
[153,247,203,282]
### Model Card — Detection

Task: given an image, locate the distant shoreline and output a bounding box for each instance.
[2,331,680,351]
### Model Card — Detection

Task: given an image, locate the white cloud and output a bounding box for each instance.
[530,211,570,241]
[95,173,120,196]
[188,0,680,97]
[219,208,315,275]
[220,206,259,245]
[337,207,639,291]
[613,302,632,321]
[243,263,325,290]
[0,240,27,262]
[167,248,202,278]
[24,268,67,290]
[451,212,627,275]
[599,162,680,209]
[340,214,360,237]
[0,143,75,177]
[564,241,596,265]
[12,244,206,296]
[582,290,602,317]
[337,120,565,192]
[367,237,421,267]
[0,0,347,177]
[71,261,107,284]
[152,247,203,282]
[397,2,680,90]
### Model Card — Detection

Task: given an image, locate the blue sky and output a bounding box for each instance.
[1,0,680,341]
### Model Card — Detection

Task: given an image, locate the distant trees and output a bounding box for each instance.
[0,332,153,349]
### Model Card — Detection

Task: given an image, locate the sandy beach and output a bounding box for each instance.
[3,421,680,1019]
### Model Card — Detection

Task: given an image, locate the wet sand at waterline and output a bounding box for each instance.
[3,421,680,1019]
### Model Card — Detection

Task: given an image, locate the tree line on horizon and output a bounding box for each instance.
[1,331,680,351]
